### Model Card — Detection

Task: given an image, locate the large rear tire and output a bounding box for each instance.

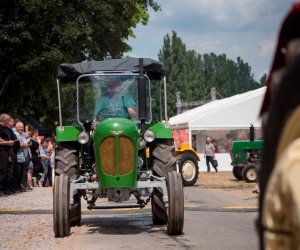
[70,194,81,227]
[55,147,78,180]
[151,184,168,225]
[177,153,199,186]
[232,166,243,180]
[167,171,184,235]
[53,175,70,237]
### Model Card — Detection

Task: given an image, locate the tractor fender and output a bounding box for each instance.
[175,144,200,161]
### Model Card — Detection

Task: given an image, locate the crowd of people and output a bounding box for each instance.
[0,113,54,196]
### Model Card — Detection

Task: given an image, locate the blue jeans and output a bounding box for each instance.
[206,156,217,172]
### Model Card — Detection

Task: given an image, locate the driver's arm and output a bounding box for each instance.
[127,107,137,118]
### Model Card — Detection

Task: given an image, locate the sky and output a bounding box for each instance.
[126,0,296,82]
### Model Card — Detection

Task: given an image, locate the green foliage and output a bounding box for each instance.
[260,73,267,85]
[158,31,261,117]
[0,0,159,126]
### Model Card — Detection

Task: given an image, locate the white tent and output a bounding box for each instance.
[169,87,266,145]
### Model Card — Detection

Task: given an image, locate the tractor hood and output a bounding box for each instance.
[92,118,139,188]
[93,118,139,143]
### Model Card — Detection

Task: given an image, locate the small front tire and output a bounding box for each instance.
[242,164,257,183]
[53,175,70,237]
[177,153,199,186]
[167,171,184,235]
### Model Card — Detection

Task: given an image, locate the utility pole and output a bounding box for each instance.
[211,87,216,100]
[176,91,182,114]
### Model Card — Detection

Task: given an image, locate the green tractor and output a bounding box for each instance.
[53,58,184,237]
[230,126,263,183]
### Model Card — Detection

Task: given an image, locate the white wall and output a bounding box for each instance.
[197,153,233,172]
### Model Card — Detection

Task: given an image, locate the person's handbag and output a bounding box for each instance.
[17,151,26,163]
[212,159,218,168]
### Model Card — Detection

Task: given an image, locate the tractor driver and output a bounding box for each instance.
[95,79,136,122]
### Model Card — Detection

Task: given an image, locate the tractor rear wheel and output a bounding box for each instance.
[242,164,257,183]
[151,185,168,225]
[53,175,70,237]
[232,166,243,180]
[55,147,78,180]
[70,194,81,227]
[177,153,199,186]
[167,171,184,235]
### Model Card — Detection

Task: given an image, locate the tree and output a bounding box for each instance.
[158,31,261,116]
[0,0,160,124]
[260,73,267,85]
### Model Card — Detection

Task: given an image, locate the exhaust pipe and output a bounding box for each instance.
[138,58,146,132]
[250,124,255,141]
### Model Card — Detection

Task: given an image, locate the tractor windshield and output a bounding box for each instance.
[76,74,151,124]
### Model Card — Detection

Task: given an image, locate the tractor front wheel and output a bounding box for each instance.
[151,143,177,225]
[53,175,71,237]
[167,171,184,235]
[242,164,258,183]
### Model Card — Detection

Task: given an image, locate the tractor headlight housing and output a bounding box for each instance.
[143,130,156,143]
[138,137,146,150]
[77,131,90,144]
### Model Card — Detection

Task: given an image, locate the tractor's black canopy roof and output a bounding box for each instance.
[57,58,165,82]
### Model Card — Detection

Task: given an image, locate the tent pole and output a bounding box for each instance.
[188,128,192,147]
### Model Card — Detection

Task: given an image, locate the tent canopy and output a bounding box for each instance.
[169,87,266,130]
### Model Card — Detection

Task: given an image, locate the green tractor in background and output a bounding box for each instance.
[230,126,263,183]
[53,58,184,237]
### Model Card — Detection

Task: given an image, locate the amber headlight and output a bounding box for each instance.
[143,130,155,143]
[77,131,90,144]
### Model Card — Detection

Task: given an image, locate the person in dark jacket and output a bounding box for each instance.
[28,129,41,187]
[5,116,21,193]
[0,114,15,195]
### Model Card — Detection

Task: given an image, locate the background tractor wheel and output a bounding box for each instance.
[177,153,199,186]
[242,164,257,183]
[55,147,78,180]
[232,166,243,180]
[151,143,177,225]
[53,175,70,237]
[167,171,184,235]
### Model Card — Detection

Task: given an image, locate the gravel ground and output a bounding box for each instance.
[0,172,258,249]
[0,187,60,250]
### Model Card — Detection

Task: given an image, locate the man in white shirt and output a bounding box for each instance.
[204,137,218,172]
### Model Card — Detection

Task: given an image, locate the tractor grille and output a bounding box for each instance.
[119,136,134,175]
[100,136,134,175]
[100,137,116,175]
